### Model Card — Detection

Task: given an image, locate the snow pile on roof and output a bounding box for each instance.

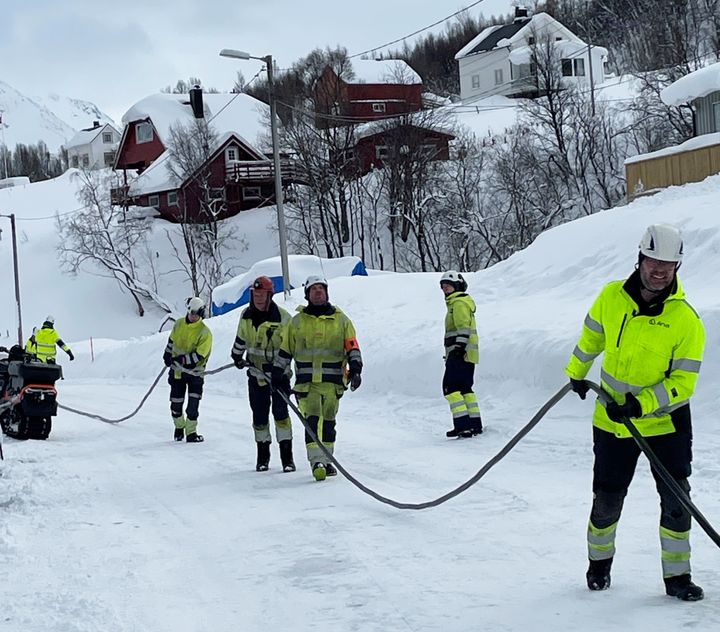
[661,63,720,106]
[350,59,422,85]
[65,124,116,149]
[121,93,269,152]
[211,254,368,315]
[625,131,720,165]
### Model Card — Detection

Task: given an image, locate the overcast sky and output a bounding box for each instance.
[1,0,515,122]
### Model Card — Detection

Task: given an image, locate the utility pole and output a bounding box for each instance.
[587,41,596,117]
[0,213,23,345]
[265,55,291,299]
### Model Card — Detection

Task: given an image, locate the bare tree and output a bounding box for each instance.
[165,118,239,298]
[56,170,173,316]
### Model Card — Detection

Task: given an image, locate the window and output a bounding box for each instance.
[420,144,437,158]
[242,186,261,200]
[713,102,720,132]
[103,151,115,167]
[82,154,89,167]
[372,102,386,113]
[148,195,160,208]
[494,68,504,85]
[167,191,178,206]
[102,132,113,143]
[528,36,535,45]
[556,36,563,41]
[210,187,226,201]
[226,147,238,162]
[562,58,586,77]
[136,122,154,144]
[471,74,480,89]
[71,155,79,168]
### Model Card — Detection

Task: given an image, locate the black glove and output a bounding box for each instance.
[448,345,466,362]
[606,393,642,422]
[348,360,362,392]
[163,351,172,367]
[67,350,75,361]
[270,367,288,393]
[172,355,185,366]
[233,355,249,369]
[570,378,589,400]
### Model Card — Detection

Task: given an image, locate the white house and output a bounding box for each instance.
[66,121,121,169]
[455,7,608,101]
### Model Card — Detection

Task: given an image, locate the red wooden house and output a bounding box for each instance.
[314,59,424,129]
[112,92,304,222]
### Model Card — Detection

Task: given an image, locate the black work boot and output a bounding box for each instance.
[279,440,295,472]
[186,432,204,443]
[446,428,460,438]
[587,558,613,591]
[325,462,338,476]
[256,441,271,471]
[174,428,185,441]
[664,574,704,601]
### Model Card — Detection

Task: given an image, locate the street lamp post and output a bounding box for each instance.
[219,48,291,299]
[0,213,23,345]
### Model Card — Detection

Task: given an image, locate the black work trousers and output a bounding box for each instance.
[590,405,693,534]
[169,372,204,421]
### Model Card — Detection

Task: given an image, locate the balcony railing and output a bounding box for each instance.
[225,159,307,184]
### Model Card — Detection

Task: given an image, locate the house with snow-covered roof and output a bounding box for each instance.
[625,63,720,201]
[455,7,608,101]
[112,89,305,222]
[313,58,424,129]
[66,121,120,170]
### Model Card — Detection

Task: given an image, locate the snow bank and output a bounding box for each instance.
[624,132,720,164]
[211,254,368,315]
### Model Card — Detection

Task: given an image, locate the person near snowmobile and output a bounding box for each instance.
[25,316,74,363]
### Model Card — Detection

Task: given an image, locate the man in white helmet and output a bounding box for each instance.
[25,315,74,363]
[566,224,705,601]
[274,275,362,481]
[439,270,481,438]
[163,297,213,443]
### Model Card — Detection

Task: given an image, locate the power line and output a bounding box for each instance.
[349,0,498,59]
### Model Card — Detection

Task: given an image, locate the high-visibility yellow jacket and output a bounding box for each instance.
[277,304,362,393]
[232,302,291,385]
[25,326,71,363]
[165,317,212,379]
[565,275,705,438]
[444,292,479,364]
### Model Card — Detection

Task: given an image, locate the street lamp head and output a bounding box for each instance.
[219,48,251,60]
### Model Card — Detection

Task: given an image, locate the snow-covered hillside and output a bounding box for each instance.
[0,80,115,153]
[2,171,720,630]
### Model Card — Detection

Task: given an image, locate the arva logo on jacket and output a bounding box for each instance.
[648,318,670,328]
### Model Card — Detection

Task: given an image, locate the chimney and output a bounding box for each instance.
[93,120,100,128]
[513,6,530,22]
[189,85,204,119]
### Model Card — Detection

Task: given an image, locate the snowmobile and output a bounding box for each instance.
[0,345,63,440]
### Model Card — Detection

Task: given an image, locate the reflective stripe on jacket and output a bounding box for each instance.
[25,326,70,362]
[444,292,479,364]
[233,303,291,385]
[565,276,705,438]
[165,317,213,378]
[278,305,362,392]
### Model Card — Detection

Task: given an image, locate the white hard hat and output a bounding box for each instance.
[304,275,328,299]
[639,224,683,263]
[186,297,206,317]
[440,270,467,292]
[45,315,55,325]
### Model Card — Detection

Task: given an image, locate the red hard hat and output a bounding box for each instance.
[252,276,274,293]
